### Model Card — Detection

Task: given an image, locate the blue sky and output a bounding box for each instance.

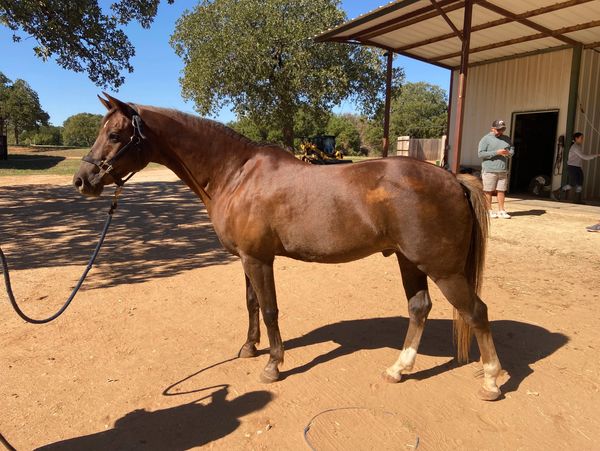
[0,1,450,127]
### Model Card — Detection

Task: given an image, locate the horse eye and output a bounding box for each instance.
[108,133,120,143]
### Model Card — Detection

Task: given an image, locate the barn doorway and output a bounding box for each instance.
[509,111,559,193]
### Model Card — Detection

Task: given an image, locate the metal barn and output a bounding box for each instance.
[317,0,600,200]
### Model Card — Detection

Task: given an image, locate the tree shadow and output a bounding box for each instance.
[0,181,236,288]
[35,385,273,451]
[0,154,66,170]
[280,317,568,394]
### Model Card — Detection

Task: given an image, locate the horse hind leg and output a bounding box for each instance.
[238,274,260,358]
[384,253,432,383]
[435,274,503,401]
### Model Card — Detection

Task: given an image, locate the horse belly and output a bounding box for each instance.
[276,211,389,263]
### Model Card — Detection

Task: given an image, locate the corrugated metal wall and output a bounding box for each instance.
[449,48,572,187]
[575,49,600,200]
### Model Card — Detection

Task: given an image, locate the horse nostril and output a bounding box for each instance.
[74,177,84,189]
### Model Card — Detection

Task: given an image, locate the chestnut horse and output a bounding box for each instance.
[74,94,503,400]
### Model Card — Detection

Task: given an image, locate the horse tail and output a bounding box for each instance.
[454,174,490,363]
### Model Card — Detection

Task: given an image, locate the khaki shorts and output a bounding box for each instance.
[482,172,508,192]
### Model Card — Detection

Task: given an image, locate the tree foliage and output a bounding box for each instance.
[0,72,10,134]
[326,114,361,155]
[0,0,173,88]
[171,0,402,147]
[390,82,448,139]
[62,113,103,147]
[2,78,49,144]
[21,125,62,145]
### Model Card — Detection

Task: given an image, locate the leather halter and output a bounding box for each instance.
[82,113,146,186]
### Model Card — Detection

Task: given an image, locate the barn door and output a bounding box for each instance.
[509,111,559,193]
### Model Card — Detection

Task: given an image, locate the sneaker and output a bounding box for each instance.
[497,210,511,219]
[586,223,600,232]
[489,210,498,219]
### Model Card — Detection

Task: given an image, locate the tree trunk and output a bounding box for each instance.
[14,126,19,145]
[281,110,295,150]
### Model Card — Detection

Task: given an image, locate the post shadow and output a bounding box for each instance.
[506,209,546,217]
[278,316,568,394]
[35,386,273,451]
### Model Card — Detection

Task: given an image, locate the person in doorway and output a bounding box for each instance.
[478,119,515,219]
[552,133,599,203]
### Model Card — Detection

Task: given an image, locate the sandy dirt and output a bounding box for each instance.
[1,168,599,450]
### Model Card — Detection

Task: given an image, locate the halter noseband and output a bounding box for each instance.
[82,113,146,187]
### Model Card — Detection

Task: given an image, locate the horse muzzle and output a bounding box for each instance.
[73,170,105,197]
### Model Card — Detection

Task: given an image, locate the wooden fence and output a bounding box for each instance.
[396,135,446,165]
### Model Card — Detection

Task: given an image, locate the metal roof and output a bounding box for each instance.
[315,0,600,69]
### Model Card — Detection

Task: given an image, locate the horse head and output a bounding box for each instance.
[73,93,150,196]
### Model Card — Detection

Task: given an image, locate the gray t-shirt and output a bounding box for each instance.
[478,133,515,173]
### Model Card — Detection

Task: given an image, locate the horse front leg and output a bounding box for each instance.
[238,274,260,358]
[241,255,283,383]
[384,253,432,382]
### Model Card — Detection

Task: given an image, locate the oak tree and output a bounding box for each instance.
[0,0,173,88]
[171,0,402,148]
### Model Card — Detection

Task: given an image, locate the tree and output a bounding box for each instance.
[362,120,384,156]
[0,72,11,136]
[62,113,103,147]
[326,114,361,155]
[0,0,173,88]
[390,82,448,139]
[4,79,49,144]
[171,0,403,148]
[21,125,62,145]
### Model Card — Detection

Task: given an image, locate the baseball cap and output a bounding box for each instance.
[492,119,506,129]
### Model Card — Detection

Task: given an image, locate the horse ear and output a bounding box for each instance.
[97,94,111,110]
[103,92,137,119]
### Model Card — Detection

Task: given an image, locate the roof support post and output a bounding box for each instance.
[450,0,473,174]
[382,50,394,158]
[443,69,455,167]
[561,44,583,188]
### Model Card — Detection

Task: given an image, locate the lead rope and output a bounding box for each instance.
[0,186,124,324]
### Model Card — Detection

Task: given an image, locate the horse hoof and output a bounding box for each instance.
[478,387,501,401]
[382,371,401,384]
[238,344,258,358]
[259,369,280,384]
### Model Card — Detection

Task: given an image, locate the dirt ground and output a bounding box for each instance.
[1,168,599,450]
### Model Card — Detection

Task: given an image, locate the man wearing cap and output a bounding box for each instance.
[478,120,515,219]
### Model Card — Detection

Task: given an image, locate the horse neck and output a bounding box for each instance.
[145,108,254,205]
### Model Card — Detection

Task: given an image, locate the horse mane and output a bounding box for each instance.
[139,105,290,155]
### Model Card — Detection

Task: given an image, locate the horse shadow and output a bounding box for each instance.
[280,316,568,394]
[0,181,236,287]
[35,386,273,451]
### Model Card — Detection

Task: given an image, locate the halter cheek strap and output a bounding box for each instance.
[82,114,146,187]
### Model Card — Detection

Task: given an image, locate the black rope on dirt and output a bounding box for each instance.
[0,431,16,451]
[0,189,121,324]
